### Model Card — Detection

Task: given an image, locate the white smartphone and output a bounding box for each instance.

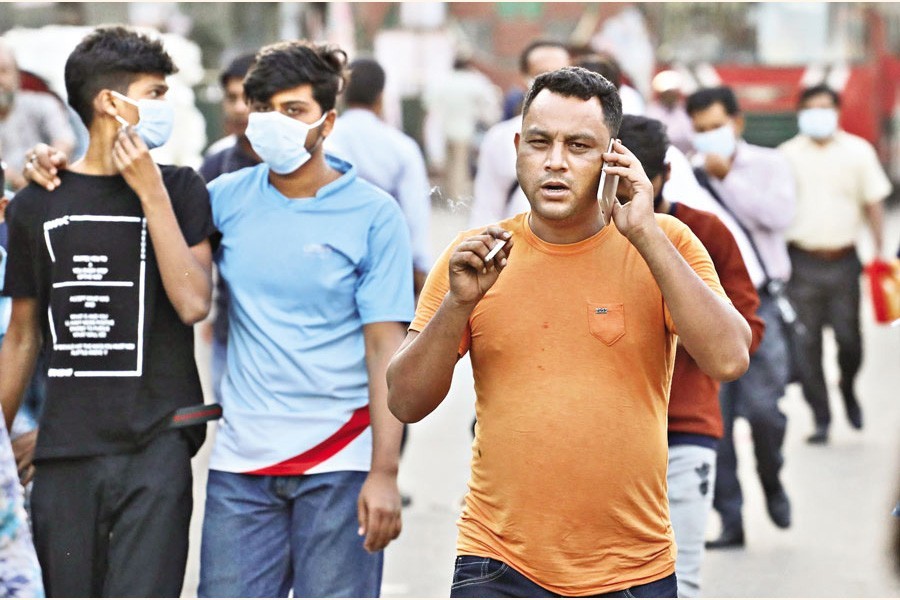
[598,139,620,226]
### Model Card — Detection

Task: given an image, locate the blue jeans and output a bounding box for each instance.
[450,556,677,598]
[199,469,382,598]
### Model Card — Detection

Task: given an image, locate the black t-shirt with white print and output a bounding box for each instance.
[4,165,214,460]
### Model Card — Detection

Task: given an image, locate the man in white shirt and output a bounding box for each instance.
[0,39,75,190]
[779,84,893,444]
[467,40,570,228]
[424,58,500,200]
[687,85,798,550]
[327,57,432,296]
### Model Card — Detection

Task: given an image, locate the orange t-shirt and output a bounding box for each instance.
[410,212,727,596]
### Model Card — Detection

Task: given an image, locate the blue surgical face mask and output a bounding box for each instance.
[798,107,838,140]
[245,111,328,175]
[111,91,175,149]
[692,122,737,159]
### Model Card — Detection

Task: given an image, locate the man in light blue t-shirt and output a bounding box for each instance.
[197,41,414,597]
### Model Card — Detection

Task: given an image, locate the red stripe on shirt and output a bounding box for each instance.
[244,406,371,476]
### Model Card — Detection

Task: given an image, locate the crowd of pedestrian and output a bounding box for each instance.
[0,19,895,599]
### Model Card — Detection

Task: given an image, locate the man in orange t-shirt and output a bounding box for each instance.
[387,67,752,597]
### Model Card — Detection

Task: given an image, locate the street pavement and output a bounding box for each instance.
[181,202,900,597]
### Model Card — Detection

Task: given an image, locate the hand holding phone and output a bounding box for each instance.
[598,138,620,226]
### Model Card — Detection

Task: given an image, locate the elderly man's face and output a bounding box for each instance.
[0,47,19,98]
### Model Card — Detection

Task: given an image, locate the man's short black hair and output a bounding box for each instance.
[243,41,346,113]
[219,52,256,89]
[686,86,741,117]
[344,58,385,107]
[519,40,568,75]
[798,84,841,109]
[574,53,622,89]
[65,26,177,127]
[616,115,670,182]
[522,66,623,137]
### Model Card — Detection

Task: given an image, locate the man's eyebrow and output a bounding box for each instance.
[522,127,599,142]
[564,132,599,143]
[278,99,312,108]
[523,127,551,137]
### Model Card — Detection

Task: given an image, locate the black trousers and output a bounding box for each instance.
[787,246,863,428]
[30,430,194,597]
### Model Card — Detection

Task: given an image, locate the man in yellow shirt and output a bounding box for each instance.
[387,66,752,597]
[779,84,893,443]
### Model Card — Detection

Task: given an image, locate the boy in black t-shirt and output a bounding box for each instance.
[0,26,214,596]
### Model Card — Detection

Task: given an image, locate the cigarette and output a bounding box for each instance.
[484,238,508,262]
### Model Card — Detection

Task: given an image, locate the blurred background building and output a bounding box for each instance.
[1,2,899,191]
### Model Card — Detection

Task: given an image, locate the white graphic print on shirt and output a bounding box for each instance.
[43,215,147,378]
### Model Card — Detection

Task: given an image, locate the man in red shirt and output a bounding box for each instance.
[617,115,766,596]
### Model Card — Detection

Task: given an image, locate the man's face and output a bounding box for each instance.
[112,73,169,126]
[0,48,19,101]
[222,76,249,137]
[515,89,611,224]
[690,101,743,137]
[249,83,333,148]
[524,46,570,84]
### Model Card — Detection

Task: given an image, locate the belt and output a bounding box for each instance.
[789,243,855,261]
[139,403,222,446]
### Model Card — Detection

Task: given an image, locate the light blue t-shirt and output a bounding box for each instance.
[207,155,414,474]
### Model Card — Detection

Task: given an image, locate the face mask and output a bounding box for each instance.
[692,122,737,159]
[111,91,175,149]
[798,107,838,140]
[244,111,328,175]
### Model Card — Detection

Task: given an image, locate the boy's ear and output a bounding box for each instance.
[319,109,338,139]
[95,89,119,120]
[0,197,10,220]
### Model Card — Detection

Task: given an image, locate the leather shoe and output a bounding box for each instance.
[705,527,744,549]
[806,425,829,444]
[765,487,791,528]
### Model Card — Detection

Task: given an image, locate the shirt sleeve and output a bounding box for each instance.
[858,140,893,205]
[2,196,38,298]
[661,218,728,335]
[166,166,216,247]
[703,213,766,355]
[394,139,433,272]
[409,233,472,357]
[355,202,416,325]
[718,147,797,233]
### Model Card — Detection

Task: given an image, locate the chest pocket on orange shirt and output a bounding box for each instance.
[587,302,626,346]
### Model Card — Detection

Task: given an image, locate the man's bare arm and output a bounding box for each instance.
[388,228,512,423]
[0,298,42,430]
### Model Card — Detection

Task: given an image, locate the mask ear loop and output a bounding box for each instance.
[305,112,330,154]
[110,91,135,131]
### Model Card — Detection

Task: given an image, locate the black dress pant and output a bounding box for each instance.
[30,430,193,597]
[787,246,863,428]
